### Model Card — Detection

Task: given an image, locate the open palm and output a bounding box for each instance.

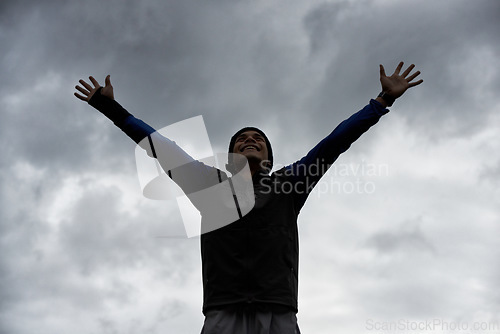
[380,62,423,99]
[74,75,114,102]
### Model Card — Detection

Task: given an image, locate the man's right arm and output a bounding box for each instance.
[74,75,219,196]
[87,86,192,163]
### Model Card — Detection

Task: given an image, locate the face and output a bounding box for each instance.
[232,130,269,168]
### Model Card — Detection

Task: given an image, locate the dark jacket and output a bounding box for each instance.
[200,169,301,313]
[89,90,389,314]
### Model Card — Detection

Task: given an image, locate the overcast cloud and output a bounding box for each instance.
[1,0,499,333]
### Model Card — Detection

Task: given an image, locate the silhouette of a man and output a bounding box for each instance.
[75,62,422,334]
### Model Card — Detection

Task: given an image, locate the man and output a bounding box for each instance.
[75,62,422,333]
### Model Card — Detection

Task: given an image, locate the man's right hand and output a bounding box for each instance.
[74,75,114,102]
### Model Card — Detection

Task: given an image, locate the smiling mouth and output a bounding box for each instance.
[241,145,259,152]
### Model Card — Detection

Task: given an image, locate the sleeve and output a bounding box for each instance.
[284,99,389,210]
[88,89,221,195]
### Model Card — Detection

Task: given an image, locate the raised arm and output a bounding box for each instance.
[285,62,422,209]
[74,75,221,196]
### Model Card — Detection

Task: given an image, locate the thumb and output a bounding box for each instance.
[105,74,112,87]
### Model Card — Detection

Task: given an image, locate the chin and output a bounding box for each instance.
[244,152,263,160]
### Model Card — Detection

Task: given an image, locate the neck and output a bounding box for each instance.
[249,162,268,176]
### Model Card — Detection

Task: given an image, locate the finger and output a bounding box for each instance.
[406,70,421,82]
[394,61,404,75]
[75,85,90,95]
[105,74,111,87]
[408,79,423,88]
[402,64,415,77]
[379,64,386,78]
[74,92,88,101]
[89,76,100,88]
[79,79,93,91]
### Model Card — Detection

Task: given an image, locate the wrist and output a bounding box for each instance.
[375,97,388,108]
[377,91,395,107]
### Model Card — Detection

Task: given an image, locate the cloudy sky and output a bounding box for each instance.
[1,0,499,333]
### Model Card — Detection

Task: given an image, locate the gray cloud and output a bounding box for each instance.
[364,217,436,255]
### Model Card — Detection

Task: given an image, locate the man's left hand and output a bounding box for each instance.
[379,62,423,100]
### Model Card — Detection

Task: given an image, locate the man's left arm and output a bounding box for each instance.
[285,62,423,209]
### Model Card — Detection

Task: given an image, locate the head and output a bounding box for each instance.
[228,127,273,174]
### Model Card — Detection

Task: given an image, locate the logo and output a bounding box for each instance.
[135,116,254,238]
